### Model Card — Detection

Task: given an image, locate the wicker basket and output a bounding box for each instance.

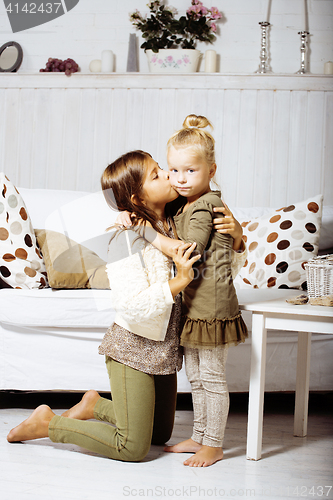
[304,255,333,305]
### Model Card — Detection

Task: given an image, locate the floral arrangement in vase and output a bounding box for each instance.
[130,0,224,53]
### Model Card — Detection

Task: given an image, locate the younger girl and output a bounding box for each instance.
[164,115,248,467]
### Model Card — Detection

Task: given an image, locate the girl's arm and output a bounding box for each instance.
[212,204,247,276]
[115,211,184,257]
[212,203,244,251]
[106,231,199,324]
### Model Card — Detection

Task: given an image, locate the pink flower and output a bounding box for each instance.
[166,56,174,63]
[158,59,163,64]
[183,56,190,64]
[210,7,222,20]
[151,55,158,63]
[201,6,208,15]
[192,0,203,5]
[188,5,201,14]
[211,22,217,32]
[177,59,182,65]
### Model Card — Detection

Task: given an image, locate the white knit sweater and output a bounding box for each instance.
[106,230,175,342]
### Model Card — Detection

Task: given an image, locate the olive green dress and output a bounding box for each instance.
[173,190,248,348]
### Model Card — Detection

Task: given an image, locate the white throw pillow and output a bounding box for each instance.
[234,195,323,289]
[0,173,48,289]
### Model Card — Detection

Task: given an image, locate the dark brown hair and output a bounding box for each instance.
[101,150,164,233]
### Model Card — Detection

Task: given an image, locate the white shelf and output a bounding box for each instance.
[1,72,332,91]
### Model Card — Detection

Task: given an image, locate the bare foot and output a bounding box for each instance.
[61,390,101,420]
[7,405,54,443]
[164,438,202,453]
[184,445,223,467]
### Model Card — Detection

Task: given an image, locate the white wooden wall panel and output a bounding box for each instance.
[324,93,333,205]
[238,90,257,207]
[220,89,241,205]
[0,75,332,207]
[270,91,291,208]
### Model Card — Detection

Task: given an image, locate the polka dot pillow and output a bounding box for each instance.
[0,173,48,289]
[235,195,323,289]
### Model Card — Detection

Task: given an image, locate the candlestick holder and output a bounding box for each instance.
[255,21,272,74]
[296,31,310,74]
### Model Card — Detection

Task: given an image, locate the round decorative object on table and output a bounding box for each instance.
[0,41,23,72]
[146,49,201,73]
[89,59,102,73]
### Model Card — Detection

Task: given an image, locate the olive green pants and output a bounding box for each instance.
[49,357,177,461]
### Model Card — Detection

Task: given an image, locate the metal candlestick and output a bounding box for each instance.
[255,21,272,74]
[296,31,310,74]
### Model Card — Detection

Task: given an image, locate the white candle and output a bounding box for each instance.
[101,50,114,72]
[205,50,216,73]
[324,61,333,75]
[303,0,309,32]
[265,0,272,23]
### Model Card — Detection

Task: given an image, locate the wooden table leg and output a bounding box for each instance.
[294,332,312,437]
[246,312,267,460]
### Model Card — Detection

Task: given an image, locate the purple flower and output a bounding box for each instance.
[211,22,217,32]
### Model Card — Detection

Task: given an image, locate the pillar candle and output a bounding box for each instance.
[101,50,114,72]
[265,0,272,23]
[324,61,333,75]
[205,50,216,73]
[303,0,309,32]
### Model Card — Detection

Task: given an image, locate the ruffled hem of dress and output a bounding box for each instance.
[180,312,248,348]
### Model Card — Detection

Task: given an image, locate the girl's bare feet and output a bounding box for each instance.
[61,390,101,420]
[7,405,54,443]
[184,445,223,467]
[164,438,202,453]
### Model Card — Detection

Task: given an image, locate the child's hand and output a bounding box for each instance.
[115,210,132,227]
[213,204,243,251]
[168,242,201,297]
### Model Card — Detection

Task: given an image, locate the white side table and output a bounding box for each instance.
[237,289,333,461]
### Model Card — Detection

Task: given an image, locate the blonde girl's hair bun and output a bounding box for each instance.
[167,114,216,167]
[183,114,213,130]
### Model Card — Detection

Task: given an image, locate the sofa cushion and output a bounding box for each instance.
[0,173,48,289]
[234,194,323,289]
[35,229,109,289]
[0,288,114,327]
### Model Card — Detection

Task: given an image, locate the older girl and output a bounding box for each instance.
[7,150,200,462]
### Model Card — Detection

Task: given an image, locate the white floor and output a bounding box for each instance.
[1,396,332,500]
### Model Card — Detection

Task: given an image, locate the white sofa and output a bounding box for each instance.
[1,187,332,393]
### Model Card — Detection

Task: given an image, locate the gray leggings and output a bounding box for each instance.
[49,357,177,461]
[184,346,229,447]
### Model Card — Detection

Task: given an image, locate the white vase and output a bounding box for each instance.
[146,49,201,73]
